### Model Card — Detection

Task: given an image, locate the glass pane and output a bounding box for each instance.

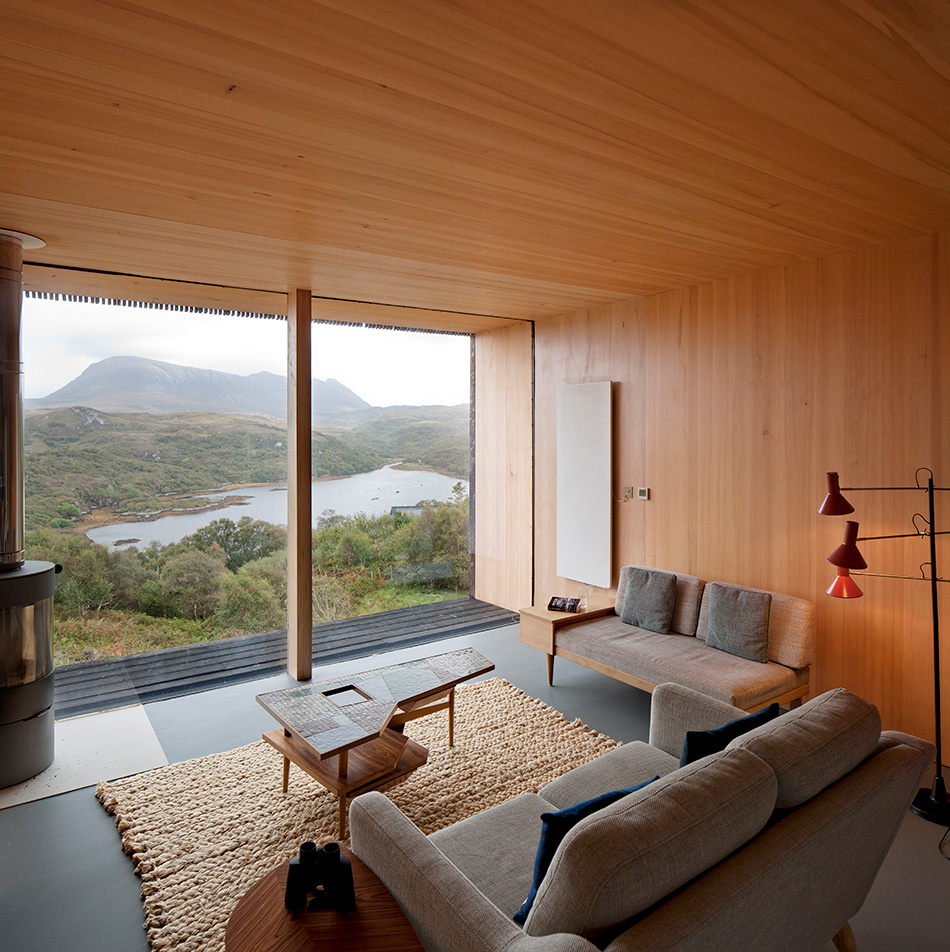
[21,296,472,669]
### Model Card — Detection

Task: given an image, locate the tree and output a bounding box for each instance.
[312,573,351,623]
[25,529,117,614]
[217,573,284,632]
[111,547,147,610]
[162,549,228,620]
[187,516,286,571]
[238,554,288,611]
[334,528,374,567]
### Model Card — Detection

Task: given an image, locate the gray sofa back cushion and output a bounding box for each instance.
[615,565,706,636]
[703,583,772,663]
[619,567,678,633]
[523,747,777,944]
[696,583,815,669]
[727,688,882,808]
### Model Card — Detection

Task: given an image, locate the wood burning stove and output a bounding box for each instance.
[0,562,59,786]
[0,227,59,788]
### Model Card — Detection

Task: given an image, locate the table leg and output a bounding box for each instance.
[448,688,455,747]
[338,749,348,778]
[281,728,292,792]
[338,795,347,839]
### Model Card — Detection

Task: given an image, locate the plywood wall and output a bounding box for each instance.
[473,321,534,610]
[530,231,949,743]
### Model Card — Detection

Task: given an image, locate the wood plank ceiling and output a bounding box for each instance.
[2,0,950,322]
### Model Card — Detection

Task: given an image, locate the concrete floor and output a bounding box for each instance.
[1,624,948,951]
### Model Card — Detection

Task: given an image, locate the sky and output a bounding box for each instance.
[20,297,472,407]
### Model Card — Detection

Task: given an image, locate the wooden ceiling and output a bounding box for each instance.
[3,0,950,323]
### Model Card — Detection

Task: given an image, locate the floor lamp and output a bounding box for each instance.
[818,468,950,827]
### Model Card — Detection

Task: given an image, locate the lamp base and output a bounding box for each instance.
[909,776,950,826]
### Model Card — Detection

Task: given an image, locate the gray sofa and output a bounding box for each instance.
[350,682,933,952]
[524,565,816,711]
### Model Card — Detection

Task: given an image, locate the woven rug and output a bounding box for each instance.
[96,677,620,952]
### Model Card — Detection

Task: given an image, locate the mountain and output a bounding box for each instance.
[26,356,372,420]
[23,402,469,530]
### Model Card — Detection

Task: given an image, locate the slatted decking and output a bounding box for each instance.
[52,597,518,719]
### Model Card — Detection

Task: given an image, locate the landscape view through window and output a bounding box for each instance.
[21,297,472,665]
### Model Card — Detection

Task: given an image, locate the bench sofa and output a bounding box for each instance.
[350,682,933,952]
[520,565,816,711]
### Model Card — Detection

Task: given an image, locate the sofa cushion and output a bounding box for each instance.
[541,741,680,809]
[680,702,782,766]
[556,616,808,710]
[615,565,706,636]
[727,687,882,808]
[619,568,677,633]
[428,793,555,915]
[523,747,777,944]
[704,583,772,663]
[513,777,658,925]
[697,584,815,670]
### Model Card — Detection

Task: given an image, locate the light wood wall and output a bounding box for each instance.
[473,322,534,611]
[527,230,949,744]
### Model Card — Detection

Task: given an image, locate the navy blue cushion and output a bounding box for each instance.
[679,703,782,766]
[513,776,658,925]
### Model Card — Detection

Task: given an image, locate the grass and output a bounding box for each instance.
[52,609,242,665]
[51,585,466,665]
[353,585,465,616]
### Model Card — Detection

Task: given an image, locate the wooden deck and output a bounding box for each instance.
[52,598,518,719]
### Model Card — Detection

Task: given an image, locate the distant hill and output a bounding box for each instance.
[26,356,372,420]
[23,403,469,530]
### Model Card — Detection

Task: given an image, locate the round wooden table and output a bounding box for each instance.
[226,847,425,952]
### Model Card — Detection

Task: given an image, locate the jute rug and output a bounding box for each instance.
[96,677,619,952]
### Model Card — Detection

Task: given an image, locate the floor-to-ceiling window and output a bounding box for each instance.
[21,295,472,665]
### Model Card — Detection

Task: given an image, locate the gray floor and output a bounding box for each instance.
[1,624,948,951]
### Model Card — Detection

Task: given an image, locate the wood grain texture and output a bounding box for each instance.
[225,849,424,952]
[529,229,949,745]
[3,1,950,315]
[287,289,312,680]
[473,322,533,610]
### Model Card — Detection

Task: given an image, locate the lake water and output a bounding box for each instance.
[86,465,468,550]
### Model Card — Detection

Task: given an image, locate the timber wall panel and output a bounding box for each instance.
[473,322,533,611]
[533,230,948,744]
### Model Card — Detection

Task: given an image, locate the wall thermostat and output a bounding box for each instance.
[637,487,650,501]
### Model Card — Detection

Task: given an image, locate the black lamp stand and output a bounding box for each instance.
[909,474,950,824]
[821,468,950,826]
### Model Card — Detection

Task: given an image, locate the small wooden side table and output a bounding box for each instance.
[519,604,614,684]
[225,846,424,952]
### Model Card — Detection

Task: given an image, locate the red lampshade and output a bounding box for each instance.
[818,471,855,515]
[827,520,868,570]
[826,567,863,598]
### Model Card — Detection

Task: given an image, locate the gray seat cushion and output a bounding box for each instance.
[428,792,555,915]
[727,687,882,807]
[556,616,807,710]
[524,747,778,944]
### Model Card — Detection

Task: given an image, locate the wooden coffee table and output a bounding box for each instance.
[257,647,494,836]
[225,846,424,952]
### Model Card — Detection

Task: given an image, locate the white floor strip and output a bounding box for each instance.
[0,704,168,809]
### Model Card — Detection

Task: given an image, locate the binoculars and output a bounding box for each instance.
[284,840,357,912]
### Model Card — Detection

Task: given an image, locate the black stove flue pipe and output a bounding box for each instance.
[0,229,60,788]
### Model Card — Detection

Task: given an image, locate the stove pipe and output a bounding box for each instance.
[0,233,26,569]
[0,229,59,789]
